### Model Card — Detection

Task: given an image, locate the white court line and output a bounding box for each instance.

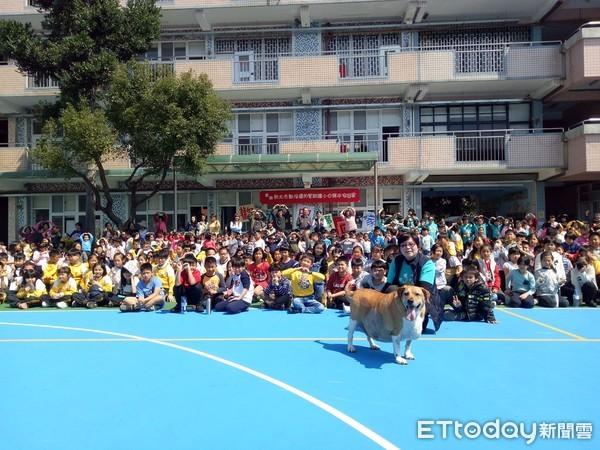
[0,321,399,450]
[1,336,599,343]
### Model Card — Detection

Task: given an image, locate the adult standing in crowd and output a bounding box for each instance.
[229,213,243,234]
[208,213,221,235]
[341,207,357,233]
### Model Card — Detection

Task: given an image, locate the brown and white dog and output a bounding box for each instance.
[346,285,429,365]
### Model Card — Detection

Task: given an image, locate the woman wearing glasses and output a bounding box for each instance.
[387,232,443,332]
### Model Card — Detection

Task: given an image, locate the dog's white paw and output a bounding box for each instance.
[347,344,356,353]
[403,350,415,360]
[370,344,380,351]
[395,356,408,365]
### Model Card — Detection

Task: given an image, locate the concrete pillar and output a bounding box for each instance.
[535,182,546,220]
[8,197,17,242]
[532,100,543,129]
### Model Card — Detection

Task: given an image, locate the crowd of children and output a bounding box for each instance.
[1,209,599,327]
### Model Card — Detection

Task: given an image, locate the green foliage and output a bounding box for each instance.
[33,104,119,178]
[1,1,229,226]
[106,62,231,177]
[0,0,161,105]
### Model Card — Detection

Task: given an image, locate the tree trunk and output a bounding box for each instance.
[85,183,96,234]
[129,188,139,227]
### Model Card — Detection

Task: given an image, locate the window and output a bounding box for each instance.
[143,40,207,61]
[0,119,8,147]
[238,192,252,205]
[162,193,174,211]
[235,112,292,155]
[419,103,530,133]
[324,109,401,161]
[188,41,206,60]
[52,196,64,213]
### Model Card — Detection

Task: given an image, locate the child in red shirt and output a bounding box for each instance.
[248,248,270,301]
[173,255,203,312]
[326,257,353,310]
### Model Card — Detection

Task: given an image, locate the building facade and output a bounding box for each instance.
[1,0,599,241]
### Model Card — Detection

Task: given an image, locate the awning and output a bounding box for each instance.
[204,152,379,174]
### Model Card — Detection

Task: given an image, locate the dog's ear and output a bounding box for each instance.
[396,286,406,298]
[420,287,431,303]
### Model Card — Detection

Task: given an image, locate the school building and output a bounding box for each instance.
[0,0,599,241]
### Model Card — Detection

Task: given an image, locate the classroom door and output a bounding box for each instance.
[221,206,237,234]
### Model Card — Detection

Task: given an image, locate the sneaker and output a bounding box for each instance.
[342,304,351,314]
[71,300,77,307]
[287,308,300,314]
[196,304,205,313]
[56,301,67,309]
[86,301,97,309]
[41,301,49,308]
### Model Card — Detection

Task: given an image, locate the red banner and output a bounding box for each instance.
[260,188,361,205]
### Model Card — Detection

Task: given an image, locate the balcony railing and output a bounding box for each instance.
[26,74,59,89]
[233,58,279,83]
[0,128,565,174]
[337,54,384,79]
[146,61,175,80]
[186,40,563,88]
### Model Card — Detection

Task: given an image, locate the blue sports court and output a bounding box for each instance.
[1,307,598,450]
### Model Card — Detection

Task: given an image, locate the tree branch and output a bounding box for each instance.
[134,167,169,208]
[123,159,145,188]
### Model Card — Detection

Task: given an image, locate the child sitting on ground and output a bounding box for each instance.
[8,268,48,310]
[283,253,325,314]
[357,259,391,292]
[217,257,253,314]
[505,256,536,308]
[199,256,226,311]
[49,266,79,309]
[535,251,566,307]
[446,269,496,324]
[326,257,353,310]
[173,255,203,313]
[75,263,113,309]
[120,262,166,312]
[263,265,292,310]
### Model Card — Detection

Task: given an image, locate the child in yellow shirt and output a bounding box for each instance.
[9,269,48,309]
[42,249,62,288]
[49,266,79,309]
[283,253,325,314]
[73,264,113,309]
[67,249,88,289]
[155,250,175,301]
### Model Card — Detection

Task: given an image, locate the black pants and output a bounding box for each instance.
[507,292,534,308]
[560,283,575,304]
[7,292,49,308]
[581,281,599,306]
[264,294,291,310]
[174,284,204,310]
[106,293,125,307]
[214,299,249,314]
[537,294,569,308]
[72,292,106,307]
